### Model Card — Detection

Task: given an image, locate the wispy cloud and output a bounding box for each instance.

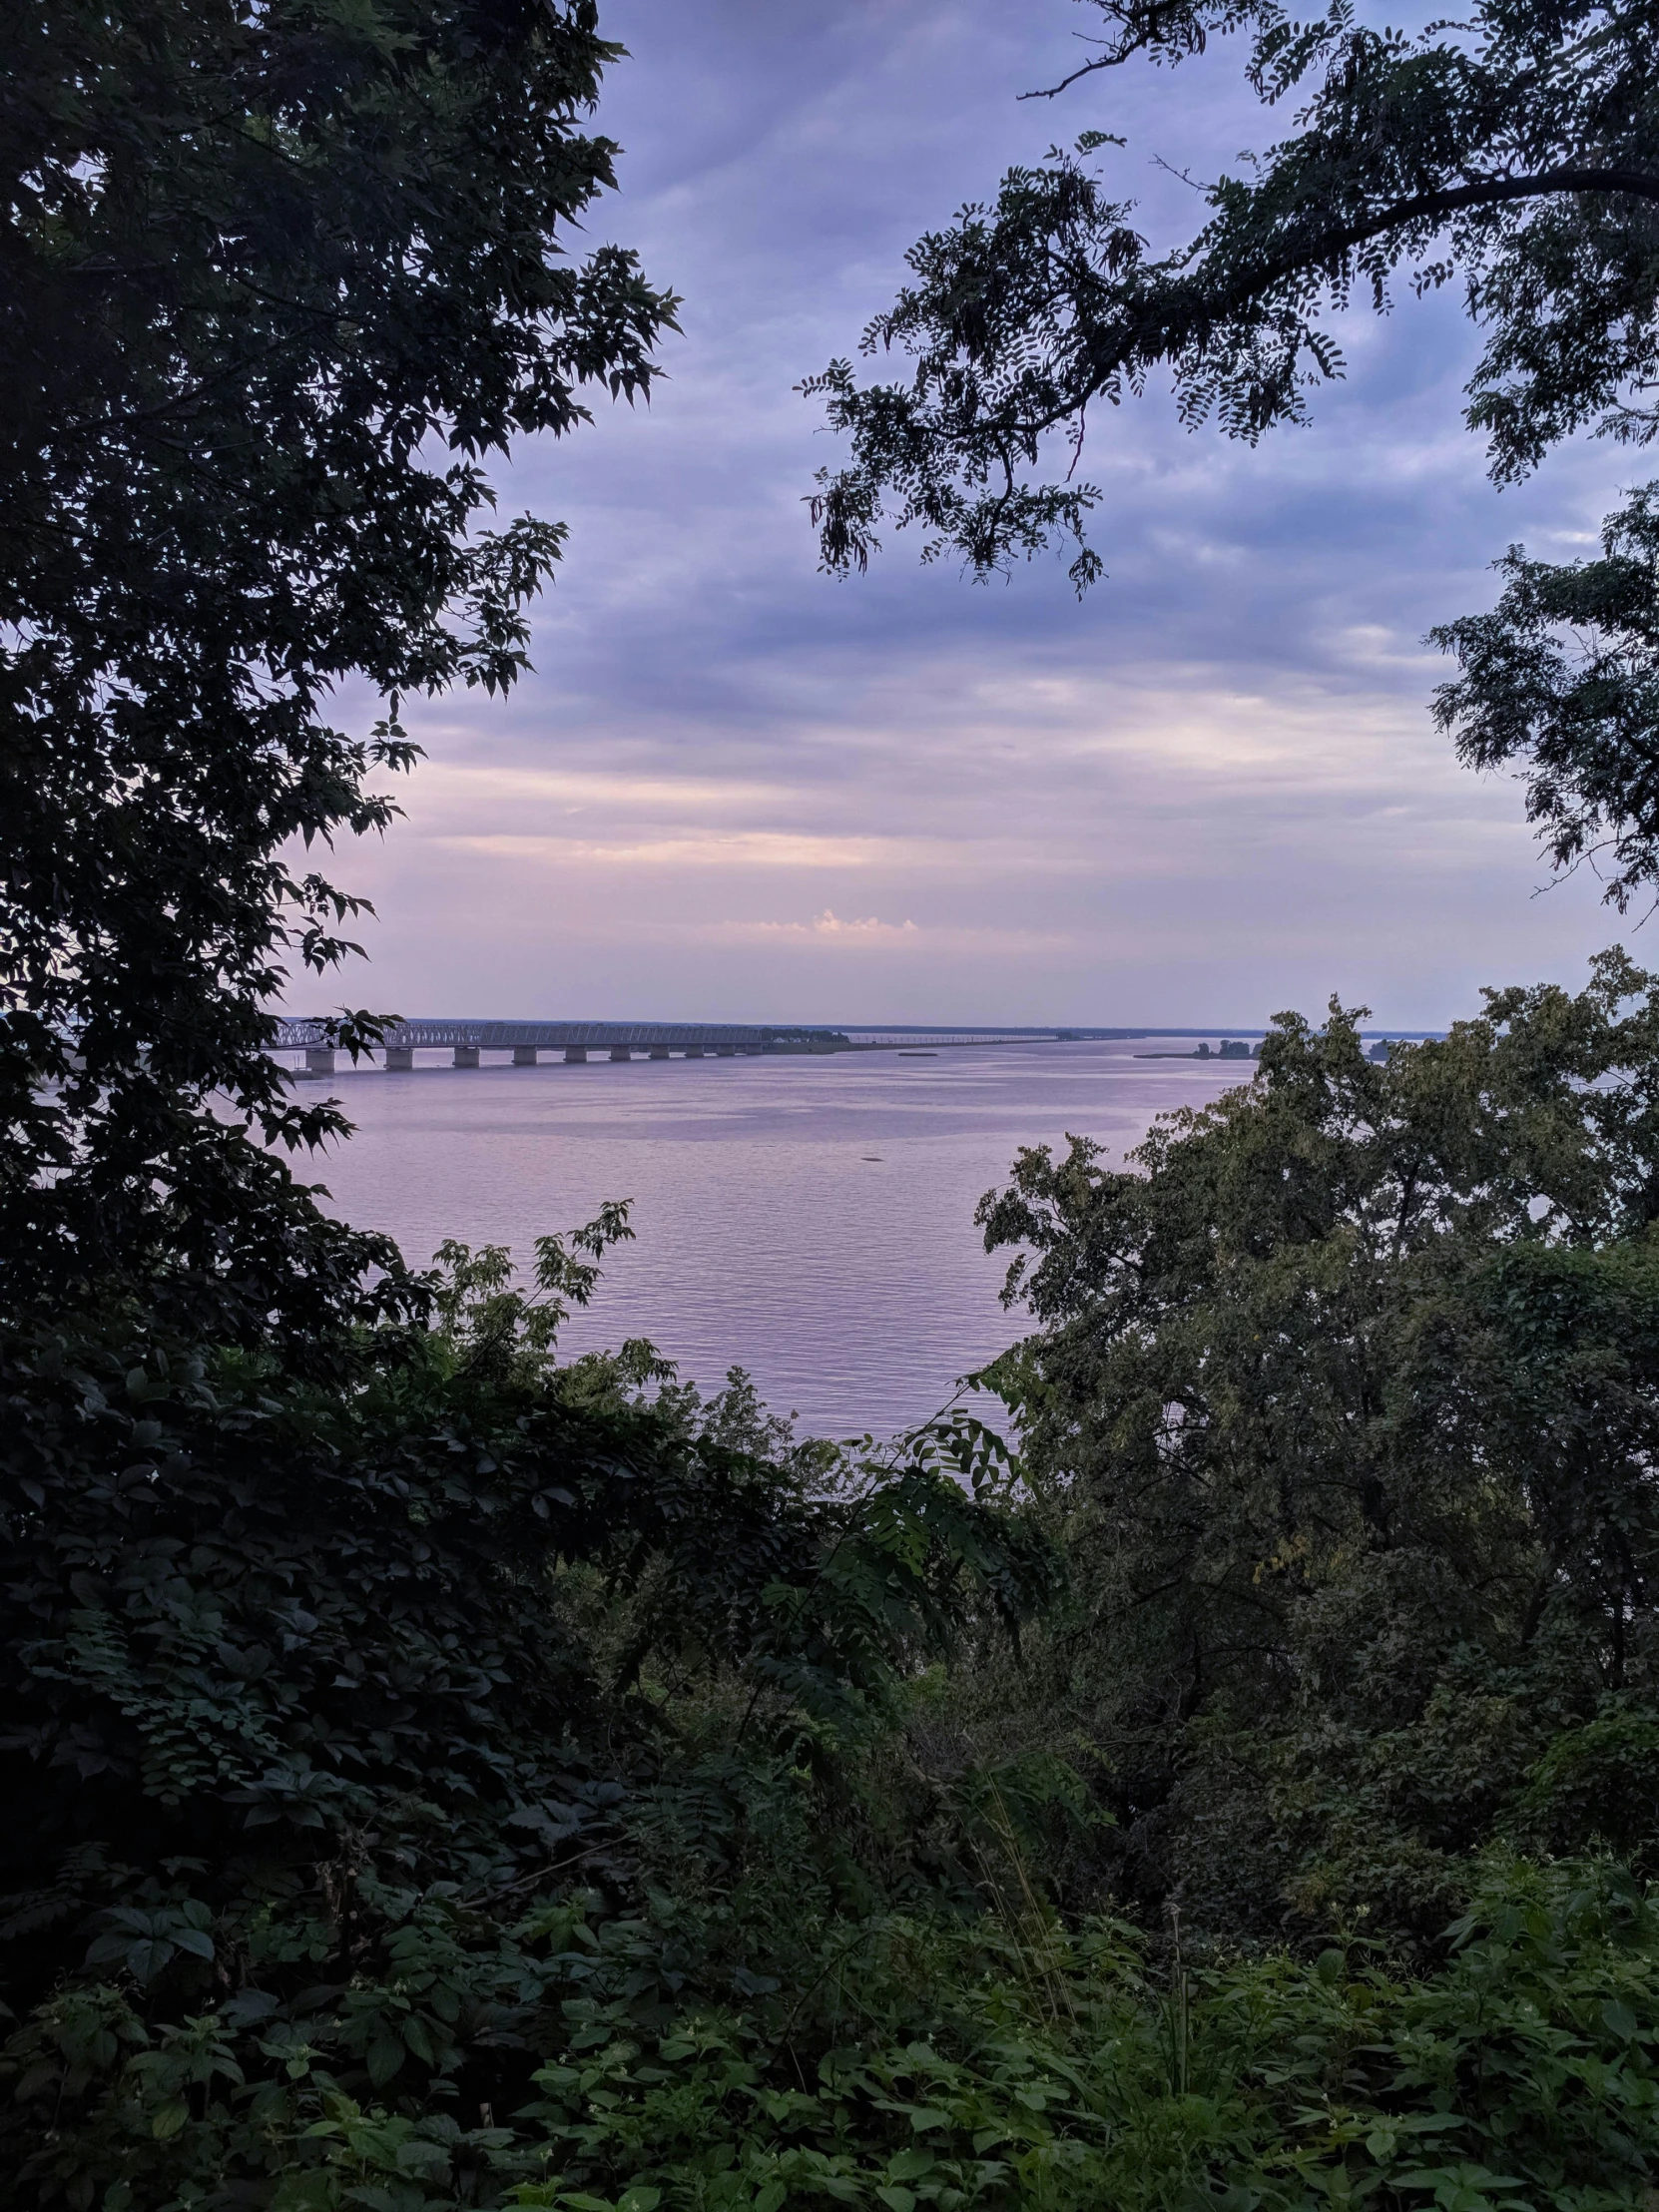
[696,909,1070,952]
[435,830,909,870]
[755,909,919,941]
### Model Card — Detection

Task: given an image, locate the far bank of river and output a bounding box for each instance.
[307,1036,1254,1439]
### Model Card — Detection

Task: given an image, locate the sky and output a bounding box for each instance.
[305,0,1649,1031]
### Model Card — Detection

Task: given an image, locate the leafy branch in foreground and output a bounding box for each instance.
[810,0,1659,576]
[1431,482,1659,909]
[805,0,1659,884]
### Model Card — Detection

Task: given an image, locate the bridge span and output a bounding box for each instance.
[270,1018,1133,1075]
[272,1017,780,1074]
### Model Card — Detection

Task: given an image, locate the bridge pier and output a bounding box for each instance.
[453,1045,479,1068]
[648,1044,671,1060]
[304,1047,335,1077]
[716,1045,736,1057]
[684,1046,705,1058]
[385,1046,414,1071]
[564,1046,587,1063]
[609,1046,632,1062]
[512,1046,537,1066]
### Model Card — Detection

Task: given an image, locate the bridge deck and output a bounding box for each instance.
[274,1018,770,1051]
[268,1018,1125,1060]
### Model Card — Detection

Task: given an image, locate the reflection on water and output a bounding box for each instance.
[304,1039,1252,1439]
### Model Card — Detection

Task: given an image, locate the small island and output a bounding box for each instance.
[1137,1038,1261,1060]
[1138,1037,1396,1063]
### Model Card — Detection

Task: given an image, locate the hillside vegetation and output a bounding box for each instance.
[8,959,1659,2208]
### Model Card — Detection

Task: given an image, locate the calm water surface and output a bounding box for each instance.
[305,1040,1251,1439]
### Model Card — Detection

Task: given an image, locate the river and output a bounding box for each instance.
[303,1037,1253,1440]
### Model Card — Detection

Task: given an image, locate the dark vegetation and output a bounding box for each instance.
[0,0,674,1342]
[12,977,1659,2210]
[8,2,1659,2208]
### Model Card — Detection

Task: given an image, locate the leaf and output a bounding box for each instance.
[888,2148,938,2179]
[1603,1997,1640,2041]
[367,2034,407,2086]
[126,1939,176,1983]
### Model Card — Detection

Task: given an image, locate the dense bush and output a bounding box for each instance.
[0,1228,1054,2205]
[514,1859,1659,2212]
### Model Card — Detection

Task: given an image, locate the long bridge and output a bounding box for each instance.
[273,1016,782,1073]
[270,1016,1131,1074]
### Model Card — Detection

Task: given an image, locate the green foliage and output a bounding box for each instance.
[0,0,678,1342]
[12,967,1659,2204]
[430,1203,642,1380]
[0,1226,1056,2205]
[964,950,1659,1941]
[1430,481,1659,911]
[380,1860,1659,2212]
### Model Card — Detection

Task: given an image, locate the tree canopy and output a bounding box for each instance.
[0,0,676,1346]
[971,950,1659,1939]
[807,0,1659,892]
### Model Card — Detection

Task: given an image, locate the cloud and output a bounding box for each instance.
[731,908,920,940]
[287,0,1644,1032]
[434,830,908,870]
[692,908,1069,951]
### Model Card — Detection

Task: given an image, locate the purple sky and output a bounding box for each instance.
[308,0,1642,1030]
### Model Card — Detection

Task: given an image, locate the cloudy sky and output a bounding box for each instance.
[312,0,1644,1031]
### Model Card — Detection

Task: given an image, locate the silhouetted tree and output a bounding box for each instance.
[0,0,677,1343]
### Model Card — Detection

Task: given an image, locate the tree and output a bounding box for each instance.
[0,0,677,1346]
[806,0,1659,888]
[970,951,1659,1940]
